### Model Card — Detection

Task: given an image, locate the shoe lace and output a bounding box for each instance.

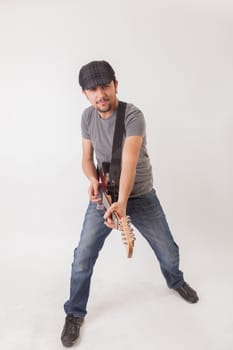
[65,315,82,335]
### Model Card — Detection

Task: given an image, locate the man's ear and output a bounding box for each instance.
[82,89,89,100]
[114,80,118,93]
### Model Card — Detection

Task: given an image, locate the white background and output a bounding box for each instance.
[0,0,232,349]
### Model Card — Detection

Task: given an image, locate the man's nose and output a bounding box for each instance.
[95,86,105,97]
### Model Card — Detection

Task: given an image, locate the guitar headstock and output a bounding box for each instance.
[101,191,136,258]
[118,216,136,258]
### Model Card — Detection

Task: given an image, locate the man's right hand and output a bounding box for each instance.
[88,179,100,202]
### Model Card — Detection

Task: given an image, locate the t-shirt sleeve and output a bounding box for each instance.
[125,107,146,137]
[81,110,91,139]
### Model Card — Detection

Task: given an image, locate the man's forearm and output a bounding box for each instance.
[82,159,98,182]
[117,136,142,207]
[118,163,136,206]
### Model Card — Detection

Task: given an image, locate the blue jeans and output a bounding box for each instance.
[64,189,184,318]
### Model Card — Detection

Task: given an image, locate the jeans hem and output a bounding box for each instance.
[65,312,85,319]
[171,280,185,290]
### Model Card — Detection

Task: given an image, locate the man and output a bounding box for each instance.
[61,60,199,347]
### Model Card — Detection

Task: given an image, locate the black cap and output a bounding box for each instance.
[79,60,116,90]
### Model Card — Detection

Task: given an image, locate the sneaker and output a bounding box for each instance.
[61,314,84,347]
[175,281,199,303]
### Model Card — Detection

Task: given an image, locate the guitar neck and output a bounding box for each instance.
[102,191,119,229]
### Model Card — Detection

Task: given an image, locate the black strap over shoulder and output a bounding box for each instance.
[109,101,127,186]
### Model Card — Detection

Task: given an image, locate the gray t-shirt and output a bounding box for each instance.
[81,102,153,197]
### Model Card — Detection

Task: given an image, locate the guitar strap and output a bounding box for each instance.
[107,101,127,201]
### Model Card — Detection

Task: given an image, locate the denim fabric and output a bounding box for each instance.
[64,189,184,318]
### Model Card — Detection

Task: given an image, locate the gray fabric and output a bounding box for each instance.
[81,102,153,197]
